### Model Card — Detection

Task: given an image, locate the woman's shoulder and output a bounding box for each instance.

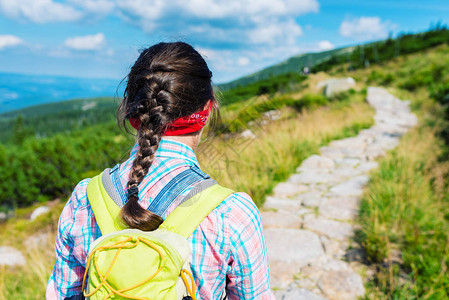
[66,178,92,210]
[213,191,262,230]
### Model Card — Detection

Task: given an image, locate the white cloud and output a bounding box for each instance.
[0,0,322,83]
[237,57,250,66]
[0,35,23,50]
[116,0,316,48]
[183,0,318,19]
[339,17,391,41]
[249,19,303,46]
[0,0,83,23]
[318,40,334,51]
[68,0,115,14]
[64,33,106,51]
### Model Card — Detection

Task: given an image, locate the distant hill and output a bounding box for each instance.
[2,26,448,144]
[219,26,449,91]
[0,72,122,113]
[0,97,118,143]
[0,97,118,121]
[219,46,354,90]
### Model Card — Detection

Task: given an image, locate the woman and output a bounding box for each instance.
[46,42,273,299]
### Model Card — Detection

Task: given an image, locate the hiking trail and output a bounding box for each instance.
[263,87,417,300]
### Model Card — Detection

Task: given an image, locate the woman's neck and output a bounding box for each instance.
[163,131,202,151]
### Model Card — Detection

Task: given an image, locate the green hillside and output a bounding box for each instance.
[219,26,449,91]
[0,97,119,143]
[4,26,448,145]
[219,46,354,90]
[0,72,308,144]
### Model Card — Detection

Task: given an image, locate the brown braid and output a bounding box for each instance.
[117,42,217,231]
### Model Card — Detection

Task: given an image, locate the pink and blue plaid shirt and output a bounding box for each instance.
[46,138,274,299]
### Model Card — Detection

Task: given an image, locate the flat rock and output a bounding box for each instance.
[30,206,50,221]
[299,155,335,170]
[330,167,362,181]
[318,270,365,300]
[0,246,26,267]
[319,197,359,220]
[240,129,256,139]
[320,236,348,259]
[289,172,338,186]
[265,228,324,266]
[319,147,344,159]
[322,77,356,97]
[274,288,328,300]
[330,137,366,150]
[0,212,7,222]
[273,182,308,198]
[261,211,302,229]
[25,233,50,248]
[357,161,379,172]
[304,216,353,240]
[334,158,361,167]
[294,191,325,207]
[270,260,302,289]
[329,175,369,197]
[264,196,302,211]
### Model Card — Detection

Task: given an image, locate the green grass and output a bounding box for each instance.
[357,87,449,298]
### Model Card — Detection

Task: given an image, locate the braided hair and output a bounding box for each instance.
[117,42,216,231]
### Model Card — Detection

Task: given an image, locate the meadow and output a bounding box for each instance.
[1,28,449,299]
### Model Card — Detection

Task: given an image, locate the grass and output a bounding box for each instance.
[0,90,374,298]
[200,92,373,206]
[358,87,449,299]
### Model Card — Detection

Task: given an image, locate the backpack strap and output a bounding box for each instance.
[147,166,209,216]
[87,171,127,235]
[88,169,234,237]
[159,182,234,238]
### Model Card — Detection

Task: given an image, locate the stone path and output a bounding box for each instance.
[262,87,417,299]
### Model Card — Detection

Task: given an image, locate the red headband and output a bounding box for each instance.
[129,101,213,136]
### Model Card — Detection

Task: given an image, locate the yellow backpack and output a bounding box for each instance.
[83,170,233,299]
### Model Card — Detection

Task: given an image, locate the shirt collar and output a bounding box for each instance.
[129,137,200,167]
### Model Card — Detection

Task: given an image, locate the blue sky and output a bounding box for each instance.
[0,0,448,84]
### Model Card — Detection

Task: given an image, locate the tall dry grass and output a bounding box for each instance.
[199,98,374,206]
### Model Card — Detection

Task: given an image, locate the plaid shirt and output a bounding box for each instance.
[46,138,274,299]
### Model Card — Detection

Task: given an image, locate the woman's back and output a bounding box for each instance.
[47,41,273,299]
[47,139,273,299]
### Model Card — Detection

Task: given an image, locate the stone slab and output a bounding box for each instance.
[273,182,309,198]
[0,246,26,267]
[329,175,369,197]
[274,288,328,300]
[264,196,303,211]
[294,191,325,207]
[265,228,325,266]
[319,197,359,220]
[318,270,365,300]
[30,206,50,221]
[289,172,338,185]
[299,155,335,170]
[261,211,302,229]
[304,216,353,240]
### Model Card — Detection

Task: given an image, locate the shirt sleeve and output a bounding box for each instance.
[46,179,96,300]
[226,193,275,299]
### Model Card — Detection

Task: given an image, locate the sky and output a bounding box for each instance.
[0,0,448,84]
